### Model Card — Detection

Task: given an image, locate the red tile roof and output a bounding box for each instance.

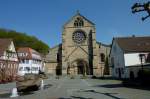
[17,47,41,60]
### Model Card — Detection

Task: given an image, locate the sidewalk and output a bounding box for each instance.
[0,82,16,94]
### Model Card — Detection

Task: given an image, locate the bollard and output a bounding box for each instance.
[40,80,44,90]
[10,88,19,98]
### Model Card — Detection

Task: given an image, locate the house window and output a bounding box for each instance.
[19,67,23,71]
[25,60,29,64]
[31,67,38,71]
[115,68,118,74]
[74,17,84,27]
[121,68,124,74]
[100,53,105,62]
[111,57,114,67]
[32,60,35,64]
[21,59,25,63]
[24,67,30,72]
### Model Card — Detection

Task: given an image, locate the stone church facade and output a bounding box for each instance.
[45,12,110,76]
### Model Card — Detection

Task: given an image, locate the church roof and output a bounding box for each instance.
[49,43,62,50]
[96,41,111,47]
[63,11,95,27]
[114,36,150,53]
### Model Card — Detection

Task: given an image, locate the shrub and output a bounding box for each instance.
[138,69,150,85]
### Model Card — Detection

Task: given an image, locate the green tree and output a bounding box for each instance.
[0,28,49,55]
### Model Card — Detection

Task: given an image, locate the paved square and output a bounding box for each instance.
[0,76,150,99]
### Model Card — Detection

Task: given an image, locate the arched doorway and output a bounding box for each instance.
[56,65,62,75]
[77,60,84,74]
[70,59,89,75]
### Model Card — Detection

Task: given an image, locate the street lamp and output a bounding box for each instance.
[139,53,145,71]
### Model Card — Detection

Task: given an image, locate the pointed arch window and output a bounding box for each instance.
[74,17,84,27]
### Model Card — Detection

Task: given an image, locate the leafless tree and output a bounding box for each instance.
[132,1,150,21]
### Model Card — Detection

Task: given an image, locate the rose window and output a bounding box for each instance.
[72,31,86,44]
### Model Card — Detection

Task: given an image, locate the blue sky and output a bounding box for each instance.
[0,0,150,47]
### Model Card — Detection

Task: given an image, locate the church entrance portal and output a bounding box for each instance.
[77,60,85,74]
[68,59,89,75]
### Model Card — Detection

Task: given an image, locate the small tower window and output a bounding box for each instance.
[57,53,59,62]
[100,53,105,62]
[74,17,84,27]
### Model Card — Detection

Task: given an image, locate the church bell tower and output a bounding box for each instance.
[61,11,98,76]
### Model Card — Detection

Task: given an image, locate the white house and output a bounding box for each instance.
[0,39,19,82]
[17,47,43,76]
[110,36,150,79]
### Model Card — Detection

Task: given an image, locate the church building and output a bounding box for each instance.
[45,12,110,76]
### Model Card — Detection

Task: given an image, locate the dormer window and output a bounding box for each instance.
[74,17,84,27]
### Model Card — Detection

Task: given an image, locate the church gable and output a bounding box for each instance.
[64,46,88,62]
[63,12,95,28]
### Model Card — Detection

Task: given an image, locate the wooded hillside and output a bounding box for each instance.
[0,28,49,55]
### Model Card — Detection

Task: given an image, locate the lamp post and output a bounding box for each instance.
[139,53,145,71]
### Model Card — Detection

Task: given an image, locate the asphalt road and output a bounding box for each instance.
[0,75,150,99]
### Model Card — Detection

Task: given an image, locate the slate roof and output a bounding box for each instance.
[114,36,150,53]
[0,39,12,56]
